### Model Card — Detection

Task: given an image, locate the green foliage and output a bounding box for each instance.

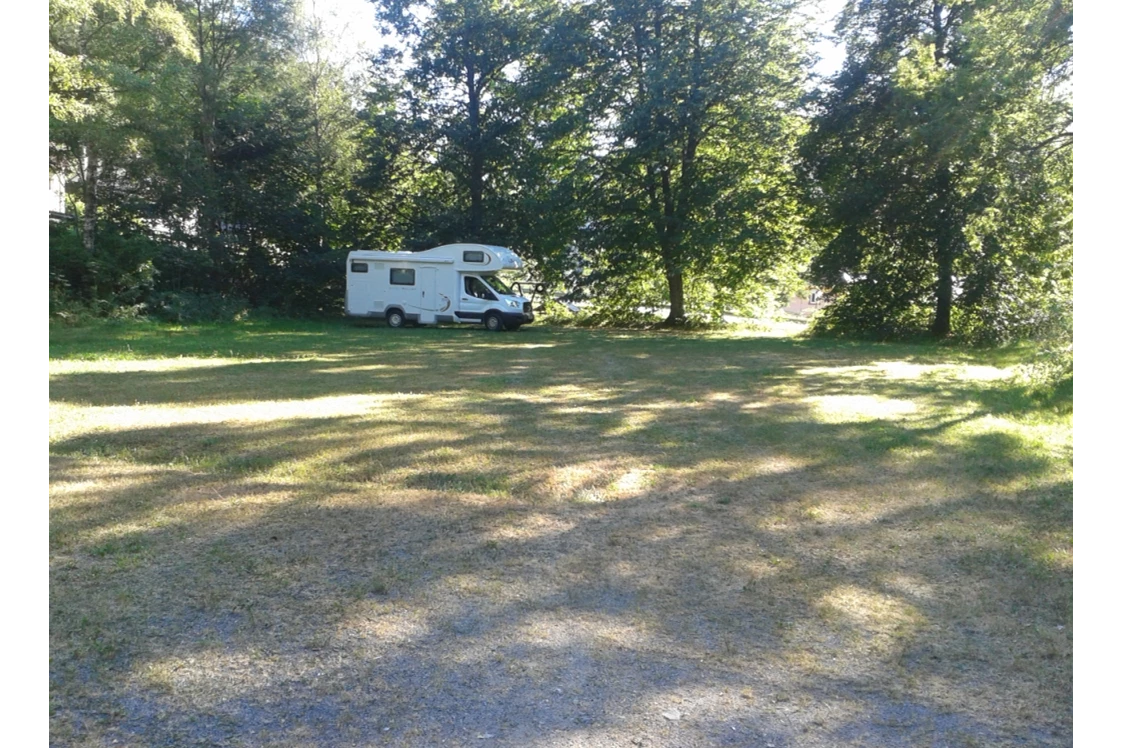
[270,250,347,317]
[50,223,158,315]
[46,0,1073,342]
[1017,294,1072,407]
[574,0,811,324]
[49,0,197,123]
[50,0,358,318]
[801,0,1072,342]
[366,0,589,270]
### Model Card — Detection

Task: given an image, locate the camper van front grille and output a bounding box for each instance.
[523,302,532,314]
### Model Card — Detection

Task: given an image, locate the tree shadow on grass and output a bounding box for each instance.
[50,331,1071,747]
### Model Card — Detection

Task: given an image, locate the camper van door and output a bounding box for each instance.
[458,275,495,321]
[419,267,438,311]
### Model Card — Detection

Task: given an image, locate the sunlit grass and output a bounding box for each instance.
[50,320,1072,746]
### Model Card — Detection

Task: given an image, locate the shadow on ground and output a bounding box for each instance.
[49,326,1072,747]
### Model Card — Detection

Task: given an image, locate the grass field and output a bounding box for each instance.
[49,320,1072,747]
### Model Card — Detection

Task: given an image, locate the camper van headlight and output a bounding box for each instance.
[505,299,521,309]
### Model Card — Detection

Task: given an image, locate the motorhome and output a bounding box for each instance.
[345,244,535,331]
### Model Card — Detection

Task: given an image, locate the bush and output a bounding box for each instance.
[1018,294,1073,408]
[147,291,250,323]
[273,251,345,317]
[809,282,934,341]
[49,225,159,316]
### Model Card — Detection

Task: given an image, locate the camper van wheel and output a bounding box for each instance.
[484,312,505,332]
[386,309,405,328]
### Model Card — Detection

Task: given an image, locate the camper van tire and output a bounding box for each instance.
[386,309,406,328]
[484,312,505,332]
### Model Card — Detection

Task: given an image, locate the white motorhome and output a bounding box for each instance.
[345,244,535,331]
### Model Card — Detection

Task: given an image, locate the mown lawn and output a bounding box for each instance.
[49,320,1072,747]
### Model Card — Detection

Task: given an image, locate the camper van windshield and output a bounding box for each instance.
[482,275,514,295]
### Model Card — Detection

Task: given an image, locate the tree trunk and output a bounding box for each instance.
[931,165,956,338]
[658,165,686,325]
[933,239,953,338]
[466,59,484,239]
[310,1,327,251]
[469,148,484,239]
[928,12,958,339]
[194,1,222,264]
[664,264,686,325]
[81,143,99,254]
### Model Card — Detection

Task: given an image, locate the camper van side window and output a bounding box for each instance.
[389,268,415,286]
[351,261,368,273]
[463,250,486,263]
